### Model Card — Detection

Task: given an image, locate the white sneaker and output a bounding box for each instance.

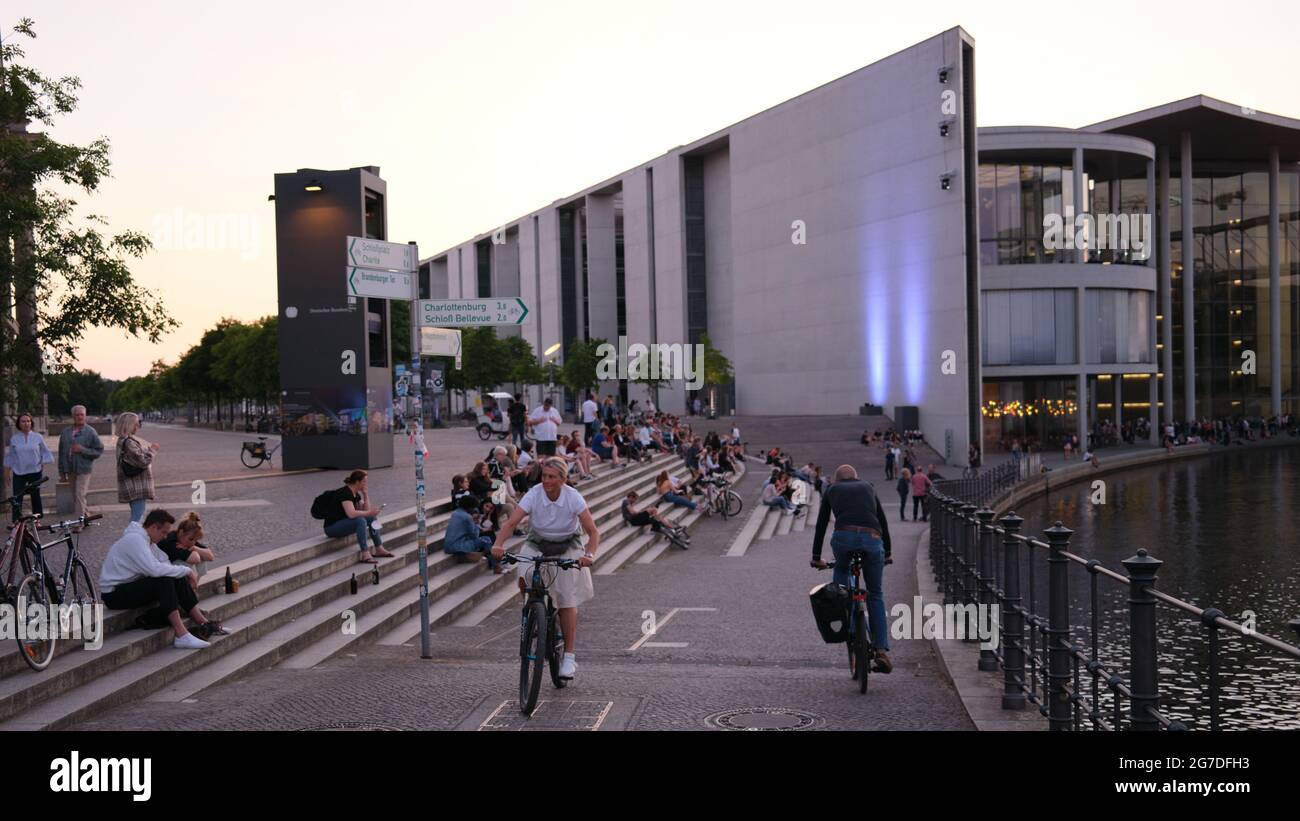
[174,632,210,650]
[558,652,577,680]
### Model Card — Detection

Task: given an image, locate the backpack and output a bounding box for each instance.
[310,489,337,520]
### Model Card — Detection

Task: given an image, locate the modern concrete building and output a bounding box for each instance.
[423,27,1300,462]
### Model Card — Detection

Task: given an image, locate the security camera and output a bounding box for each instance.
[940,171,956,190]
[938,64,953,84]
[939,118,955,137]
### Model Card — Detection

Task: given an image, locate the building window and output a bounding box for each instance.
[982,289,1076,366]
[476,240,492,298]
[684,156,707,344]
[1085,289,1151,364]
[559,209,577,351]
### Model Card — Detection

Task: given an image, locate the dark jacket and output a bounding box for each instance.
[812,479,892,560]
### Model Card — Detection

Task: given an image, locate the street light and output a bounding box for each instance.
[304,180,324,192]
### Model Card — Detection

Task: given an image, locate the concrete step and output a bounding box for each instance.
[724,500,770,558]
[756,507,782,541]
[594,503,691,575]
[638,508,704,564]
[776,508,795,537]
[793,491,819,532]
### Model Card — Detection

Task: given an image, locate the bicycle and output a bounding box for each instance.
[502,553,581,715]
[699,474,742,519]
[240,436,281,468]
[816,550,877,694]
[1,477,101,671]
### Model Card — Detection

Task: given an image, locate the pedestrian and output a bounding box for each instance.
[4,412,54,523]
[581,393,600,444]
[528,397,563,456]
[507,393,528,449]
[884,444,895,480]
[896,467,911,521]
[114,412,159,524]
[909,466,932,521]
[692,396,702,417]
[58,404,104,519]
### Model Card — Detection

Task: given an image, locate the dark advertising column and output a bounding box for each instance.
[274,166,395,470]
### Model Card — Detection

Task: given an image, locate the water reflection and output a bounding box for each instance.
[1015,447,1300,730]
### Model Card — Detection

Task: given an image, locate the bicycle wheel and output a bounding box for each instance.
[854,606,871,694]
[68,559,97,608]
[16,573,56,672]
[547,611,566,689]
[518,601,546,714]
[477,424,492,441]
[723,490,743,518]
[240,447,262,468]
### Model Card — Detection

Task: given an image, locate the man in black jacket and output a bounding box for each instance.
[810,465,893,673]
[508,394,528,449]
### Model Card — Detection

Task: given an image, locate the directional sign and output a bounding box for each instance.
[420,327,462,357]
[346,236,416,273]
[347,266,412,299]
[415,298,529,327]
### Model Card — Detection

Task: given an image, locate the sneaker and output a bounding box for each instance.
[558,652,577,680]
[174,632,210,650]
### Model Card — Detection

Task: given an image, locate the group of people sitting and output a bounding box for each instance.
[99,509,230,649]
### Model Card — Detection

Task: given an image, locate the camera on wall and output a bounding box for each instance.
[939,118,955,137]
[940,171,956,190]
[938,64,953,84]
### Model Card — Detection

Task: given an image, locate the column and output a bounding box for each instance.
[1269,147,1282,416]
[1147,158,1160,443]
[1073,148,1087,264]
[1076,285,1087,447]
[1159,150,1174,424]
[1148,375,1159,445]
[1077,373,1088,450]
[1114,375,1123,429]
[1180,132,1196,421]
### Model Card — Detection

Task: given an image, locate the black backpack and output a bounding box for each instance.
[310,489,336,520]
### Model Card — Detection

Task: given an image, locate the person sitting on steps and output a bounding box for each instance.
[321,470,392,564]
[620,490,688,547]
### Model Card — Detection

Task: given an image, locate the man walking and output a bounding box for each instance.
[58,405,104,518]
[507,393,528,449]
[581,393,600,445]
[528,397,563,456]
[810,465,893,673]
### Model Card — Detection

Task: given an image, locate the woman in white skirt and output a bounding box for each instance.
[491,457,600,681]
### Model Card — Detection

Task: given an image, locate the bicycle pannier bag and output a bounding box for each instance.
[809,582,850,643]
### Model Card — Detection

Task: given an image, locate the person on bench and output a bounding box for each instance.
[98,509,225,648]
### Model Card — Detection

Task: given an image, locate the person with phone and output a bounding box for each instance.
[320,470,392,564]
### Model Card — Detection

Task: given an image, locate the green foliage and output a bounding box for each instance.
[1,19,176,411]
[560,337,606,397]
[45,369,112,414]
[698,333,734,388]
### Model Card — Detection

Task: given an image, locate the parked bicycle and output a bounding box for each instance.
[1,476,101,671]
[240,436,281,468]
[503,553,580,715]
[699,475,743,519]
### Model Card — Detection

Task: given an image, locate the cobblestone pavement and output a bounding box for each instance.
[72,418,974,731]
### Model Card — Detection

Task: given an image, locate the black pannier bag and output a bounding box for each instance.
[809,582,850,643]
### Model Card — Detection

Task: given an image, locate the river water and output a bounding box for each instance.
[1013,444,1300,730]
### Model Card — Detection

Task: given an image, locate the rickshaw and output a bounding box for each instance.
[476,392,514,440]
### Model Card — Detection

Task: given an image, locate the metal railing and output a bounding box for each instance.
[927,487,1300,730]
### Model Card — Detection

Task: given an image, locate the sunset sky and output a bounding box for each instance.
[19,0,1300,380]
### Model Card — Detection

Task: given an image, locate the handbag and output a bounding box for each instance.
[534,536,575,557]
[118,440,146,478]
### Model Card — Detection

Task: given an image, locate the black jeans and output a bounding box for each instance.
[103,575,200,624]
[898,492,908,520]
[913,495,928,521]
[10,471,44,523]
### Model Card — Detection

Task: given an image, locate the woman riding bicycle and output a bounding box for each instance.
[490,457,600,681]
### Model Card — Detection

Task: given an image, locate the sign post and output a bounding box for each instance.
[345,236,433,660]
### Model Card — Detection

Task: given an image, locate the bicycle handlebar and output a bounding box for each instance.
[6,475,49,507]
[501,554,581,569]
[42,512,102,532]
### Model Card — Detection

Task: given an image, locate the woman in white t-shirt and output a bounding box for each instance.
[491,457,600,681]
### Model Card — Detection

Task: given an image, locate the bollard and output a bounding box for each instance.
[1043,522,1074,731]
[976,508,998,671]
[1000,513,1026,710]
[1123,548,1164,731]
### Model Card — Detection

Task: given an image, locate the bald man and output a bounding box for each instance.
[811,464,894,673]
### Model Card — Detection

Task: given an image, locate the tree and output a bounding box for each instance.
[698,333,734,412]
[1,19,176,413]
[457,327,510,394]
[502,335,544,392]
[560,337,606,400]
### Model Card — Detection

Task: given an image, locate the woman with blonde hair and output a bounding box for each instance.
[115,412,159,523]
[156,512,230,637]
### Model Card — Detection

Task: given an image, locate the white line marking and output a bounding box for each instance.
[627,607,718,651]
[473,624,517,649]
[640,642,689,648]
[589,700,615,731]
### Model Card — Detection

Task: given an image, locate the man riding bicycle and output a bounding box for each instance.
[810,464,893,673]
[491,457,600,681]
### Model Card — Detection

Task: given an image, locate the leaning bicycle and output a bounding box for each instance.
[700,475,742,519]
[502,553,580,715]
[240,436,281,468]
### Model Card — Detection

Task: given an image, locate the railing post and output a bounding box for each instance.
[960,503,978,641]
[975,508,998,671]
[1043,522,1074,731]
[945,497,958,604]
[999,512,1025,710]
[1123,548,1164,731]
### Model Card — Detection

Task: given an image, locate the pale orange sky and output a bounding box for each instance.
[20,0,1300,380]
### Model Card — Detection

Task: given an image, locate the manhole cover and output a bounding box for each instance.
[705,708,822,731]
[299,722,400,731]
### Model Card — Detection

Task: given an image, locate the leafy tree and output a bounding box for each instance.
[1,18,175,413]
[457,326,510,394]
[502,335,544,391]
[560,337,606,399]
[698,333,734,411]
